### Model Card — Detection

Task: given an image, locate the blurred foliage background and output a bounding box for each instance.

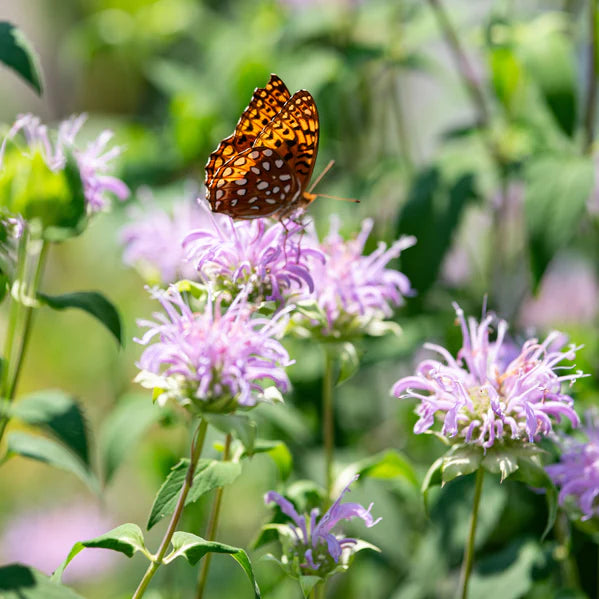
[2,0,599,597]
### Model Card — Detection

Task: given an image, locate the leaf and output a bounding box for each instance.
[6,431,98,492]
[37,291,122,346]
[52,524,148,583]
[166,532,261,598]
[0,564,84,598]
[207,413,256,455]
[441,445,482,484]
[524,154,594,286]
[243,439,293,480]
[147,458,242,529]
[488,45,525,116]
[339,450,419,489]
[397,167,478,296]
[0,22,43,94]
[299,575,322,598]
[421,456,444,516]
[336,342,359,386]
[12,390,89,465]
[99,392,165,484]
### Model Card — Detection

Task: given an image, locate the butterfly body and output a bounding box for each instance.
[205,75,319,220]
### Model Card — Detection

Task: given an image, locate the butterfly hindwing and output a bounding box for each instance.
[254,90,319,192]
[208,146,299,218]
[205,75,291,187]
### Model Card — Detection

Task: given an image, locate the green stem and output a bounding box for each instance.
[195,433,232,599]
[323,350,335,504]
[457,468,484,599]
[584,0,598,153]
[7,241,48,400]
[554,509,580,589]
[132,419,208,599]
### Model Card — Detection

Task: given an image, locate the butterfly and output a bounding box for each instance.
[205,74,319,220]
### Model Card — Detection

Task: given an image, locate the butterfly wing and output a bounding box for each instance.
[208,146,300,219]
[205,75,291,188]
[253,90,319,193]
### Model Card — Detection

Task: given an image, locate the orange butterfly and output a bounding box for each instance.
[205,74,320,220]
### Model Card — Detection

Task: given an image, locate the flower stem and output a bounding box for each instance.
[132,419,208,599]
[554,509,580,589]
[195,433,232,599]
[458,468,484,599]
[584,0,598,153]
[323,349,335,504]
[0,234,48,447]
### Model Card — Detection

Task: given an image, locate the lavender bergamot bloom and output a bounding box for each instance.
[0,113,129,212]
[393,304,583,451]
[183,204,323,305]
[134,285,293,413]
[293,216,415,339]
[121,190,204,284]
[547,411,599,521]
[264,475,381,581]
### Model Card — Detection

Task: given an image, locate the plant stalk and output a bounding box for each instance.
[457,468,484,599]
[195,433,232,599]
[323,349,335,504]
[584,0,598,153]
[132,419,208,599]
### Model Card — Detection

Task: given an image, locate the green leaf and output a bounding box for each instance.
[37,291,122,346]
[340,450,419,488]
[441,445,483,484]
[0,22,43,94]
[482,446,520,482]
[6,431,98,492]
[0,564,84,598]
[421,456,444,516]
[243,439,293,480]
[99,392,165,484]
[299,575,322,598]
[524,154,594,286]
[207,413,256,454]
[166,532,261,598]
[336,342,359,386]
[52,524,148,583]
[147,458,242,530]
[489,45,525,116]
[397,167,478,296]
[12,390,89,465]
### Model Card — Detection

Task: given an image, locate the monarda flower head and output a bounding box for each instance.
[546,411,599,521]
[183,204,322,306]
[292,216,415,340]
[393,303,583,451]
[264,475,380,583]
[121,191,204,285]
[134,285,293,413]
[1,113,129,213]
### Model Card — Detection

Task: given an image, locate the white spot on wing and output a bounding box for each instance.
[275,159,283,168]
[262,161,270,171]
[273,186,280,193]
[234,178,247,186]
[249,150,260,159]
[215,189,224,200]
[257,181,268,190]
[263,149,273,157]
[230,199,238,206]
[279,174,291,181]
[237,189,246,196]
[249,197,258,203]
[265,198,277,204]
[251,167,260,175]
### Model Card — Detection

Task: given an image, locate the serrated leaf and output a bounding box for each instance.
[441,445,483,484]
[99,393,164,484]
[336,342,359,385]
[524,154,594,286]
[52,524,148,583]
[6,431,98,492]
[0,564,84,598]
[0,22,43,94]
[12,390,89,465]
[166,532,261,598]
[147,458,242,530]
[37,291,122,346]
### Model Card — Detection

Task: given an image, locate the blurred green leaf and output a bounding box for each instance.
[207,414,256,455]
[147,458,241,530]
[421,456,444,516]
[6,431,98,492]
[0,564,83,598]
[99,392,165,484]
[336,342,359,386]
[299,575,322,598]
[0,22,43,94]
[52,524,148,583]
[524,154,594,287]
[339,449,419,489]
[38,290,122,346]
[397,167,478,296]
[489,46,525,116]
[243,439,293,480]
[165,532,261,598]
[12,390,89,465]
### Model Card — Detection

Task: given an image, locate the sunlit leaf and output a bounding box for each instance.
[0,22,43,94]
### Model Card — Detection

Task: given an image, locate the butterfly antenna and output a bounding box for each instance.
[308,160,335,193]
[314,193,360,203]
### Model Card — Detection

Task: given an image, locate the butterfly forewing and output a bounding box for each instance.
[205,75,290,188]
[208,146,300,218]
[254,90,319,192]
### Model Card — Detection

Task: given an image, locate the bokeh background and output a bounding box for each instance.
[2,1,599,597]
